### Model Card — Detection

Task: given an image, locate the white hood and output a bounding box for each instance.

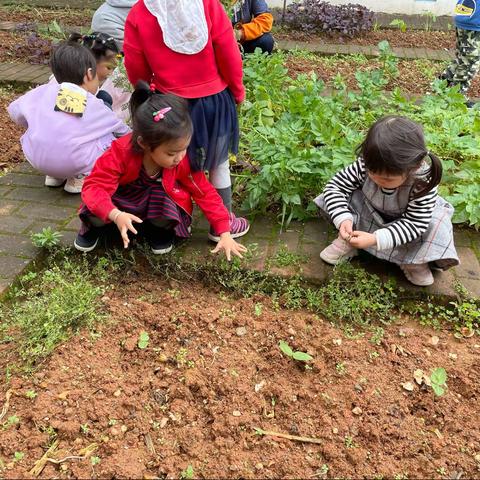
[143,0,208,55]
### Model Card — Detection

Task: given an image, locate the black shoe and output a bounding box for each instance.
[74,227,102,252]
[146,226,175,255]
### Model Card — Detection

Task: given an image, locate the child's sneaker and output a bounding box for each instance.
[320,237,358,265]
[45,175,65,187]
[208,212,250,242]
[74,227,102,252]
[64,174,86,194]
[400,263,434,286]
[146,227,175,255]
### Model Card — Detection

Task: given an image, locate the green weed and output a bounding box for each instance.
[279,340,313,362]
[31,227,62,249]
[389,19,407,32]
[0,256,107,372]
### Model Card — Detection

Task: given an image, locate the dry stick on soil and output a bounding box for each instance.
[254,427,322,445]
[0,389,12,422]
[29,440,60,477]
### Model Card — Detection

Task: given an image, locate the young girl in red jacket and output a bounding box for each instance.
[74,82,248,261]
[123,0,249,242]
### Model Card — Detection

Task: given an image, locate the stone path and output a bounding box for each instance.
[0,162,479,301]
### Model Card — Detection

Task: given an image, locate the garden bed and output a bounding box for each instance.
[284,52,480,99]
[0,5,94,27]
[274,28,456,51]
[0,266,479,478]
[0,87,25,175]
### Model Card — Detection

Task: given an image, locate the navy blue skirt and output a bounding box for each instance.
[79,168,191,238]
[187,88,239,172]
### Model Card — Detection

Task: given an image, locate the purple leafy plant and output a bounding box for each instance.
[284,1,375,37]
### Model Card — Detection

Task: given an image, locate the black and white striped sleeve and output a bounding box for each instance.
[321,158,366,228]
[374,187,438,250]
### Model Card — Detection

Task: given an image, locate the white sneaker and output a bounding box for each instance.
[64,174,86,194]
[400,264,434,286]
[320,237,358,265]
[45,175,65,187]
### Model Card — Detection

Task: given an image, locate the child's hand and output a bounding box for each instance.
[112,211,143,248]
[339,220,353,240]
[348,231,377,249]
[210,232,248,261]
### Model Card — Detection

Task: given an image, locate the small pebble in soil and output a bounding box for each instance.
[160,417,168,428]
[352,407,363,415]
[255,463,264,470]
[333,338,342,346]
[430,336,440,346]
[121,425,128,433]
[332,427,339,434]
[449,353,458,360]
[401,381,415,392]
[287,328,296,336]
[232,410,242,417]
[354,384,363,393]
[113,389,122,397]
[474,453,480,462]
[236,327,247,336]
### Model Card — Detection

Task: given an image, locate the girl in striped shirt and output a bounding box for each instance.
[314,116,459,286]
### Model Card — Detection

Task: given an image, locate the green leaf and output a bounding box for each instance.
[279,340,293,357]
[292,351,314,362]
[137,331,149,349]
[430,367,447,386]
[431,384,445,397]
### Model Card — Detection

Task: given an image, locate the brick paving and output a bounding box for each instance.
[0,162,479,301]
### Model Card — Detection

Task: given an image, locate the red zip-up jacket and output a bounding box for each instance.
[81,134,231,234]
[123,0,245,103]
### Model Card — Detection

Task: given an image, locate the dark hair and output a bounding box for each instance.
[129,81,193,153]
[50,41,97,85]
[69,32,119,61]
[356,115,442,198]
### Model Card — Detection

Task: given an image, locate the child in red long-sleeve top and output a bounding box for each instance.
[74,82,247,261]
[123,0,250,242]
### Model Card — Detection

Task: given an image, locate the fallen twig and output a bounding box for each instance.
[0,390,12,422]
[29,440,60,477]
[254,427,322,444]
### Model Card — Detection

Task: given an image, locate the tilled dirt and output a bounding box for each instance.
[1,274,479,478]
[285,54,480,99]
[0,6,94,27]
[0,89,25,174]
[276,29,456,51]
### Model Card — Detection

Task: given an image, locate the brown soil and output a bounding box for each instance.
[0,6,94,27]
[1,274,479,478]
[276,28,456,51]
[0,31,53,65]
[285,54,480,99]
[0,89,24,174]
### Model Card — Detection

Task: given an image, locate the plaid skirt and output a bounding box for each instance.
[316,190,459,268]
[79,168,191,237]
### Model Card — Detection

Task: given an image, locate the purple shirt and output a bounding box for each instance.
[8,82,130,178]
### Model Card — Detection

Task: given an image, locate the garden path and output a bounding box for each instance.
[0,162,479,301]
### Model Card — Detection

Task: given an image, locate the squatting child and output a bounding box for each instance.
[8,41,129,193]
[315,115,459,287]
[74,82,248,261]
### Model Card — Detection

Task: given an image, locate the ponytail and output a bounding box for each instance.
[412,151,443,199]
[68,32,119,61]
[129,80,154,123]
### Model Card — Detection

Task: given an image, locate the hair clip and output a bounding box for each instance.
[153,107,172,122]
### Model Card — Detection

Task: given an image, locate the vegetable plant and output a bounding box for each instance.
[279,340,313,362]
[430,367,448,396]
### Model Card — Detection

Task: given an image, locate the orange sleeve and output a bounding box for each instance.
[241,12,273,42]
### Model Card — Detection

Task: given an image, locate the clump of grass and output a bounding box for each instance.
[1,256,108,371]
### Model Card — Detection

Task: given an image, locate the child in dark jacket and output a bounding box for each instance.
[75,82,247,261]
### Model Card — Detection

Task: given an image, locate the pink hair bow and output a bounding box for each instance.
[152,107,172,122]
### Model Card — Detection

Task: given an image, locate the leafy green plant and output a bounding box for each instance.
[430,367,447,396]
[31,227,62,249]
[389,19,407,33]
[422,11,437,32]
[91,456,101,466]
[37,20,67,41]
[238,45,480,228]
[13,452,24,462]
[25,390,37,399]
[137,331,149,349]
[279,340,313,362]
[180,465,195,480]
